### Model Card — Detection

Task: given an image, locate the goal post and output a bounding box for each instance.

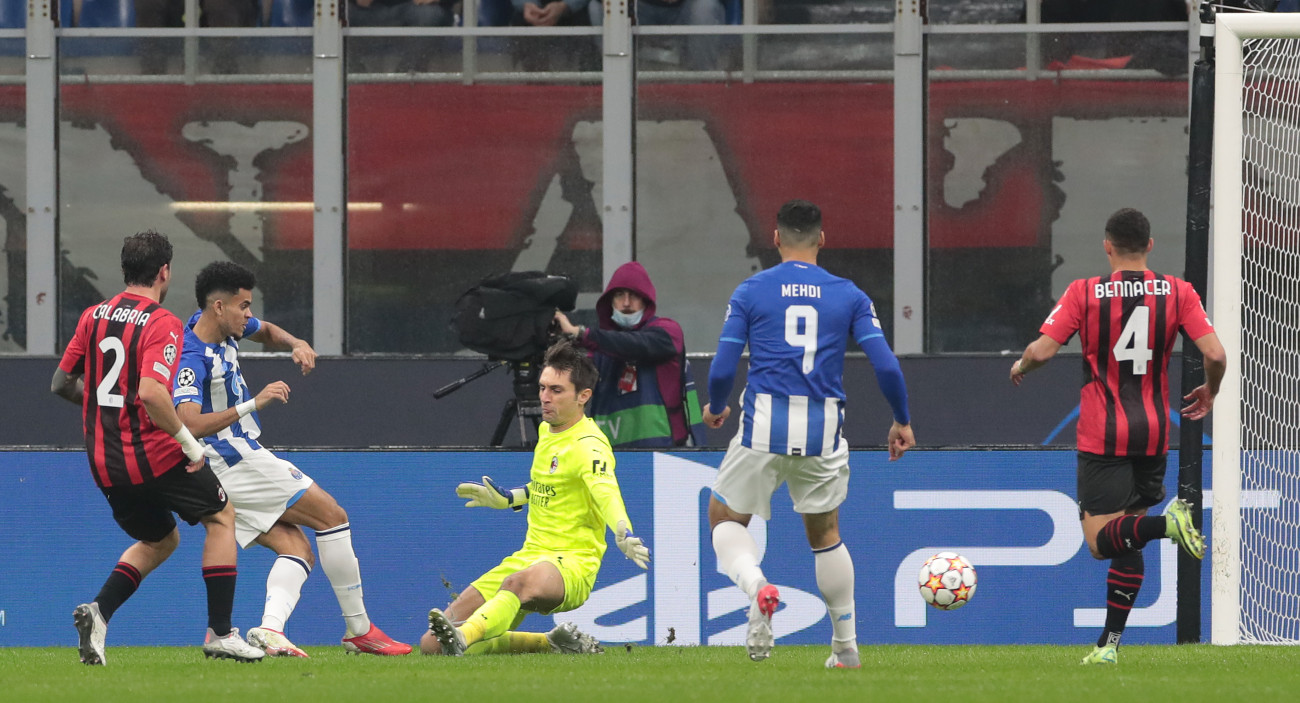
[1212,12,1300,645]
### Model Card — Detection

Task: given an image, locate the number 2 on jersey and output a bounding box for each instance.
[785,305,818,373]
[1112,306,1152,375]
[96,336,127,407]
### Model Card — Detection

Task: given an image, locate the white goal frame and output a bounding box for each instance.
[1211,12,1300,645]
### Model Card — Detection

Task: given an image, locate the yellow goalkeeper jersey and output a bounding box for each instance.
[523,415,631,557]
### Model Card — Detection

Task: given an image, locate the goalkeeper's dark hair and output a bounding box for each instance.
[195,260,257,310]
[543,339,599,395]
[777,199,823,246]
[1105,208,1150,255]
[121,230,173,286]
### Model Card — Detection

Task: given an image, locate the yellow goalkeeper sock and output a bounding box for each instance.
[460,590,522,647]
[466,631,552,655]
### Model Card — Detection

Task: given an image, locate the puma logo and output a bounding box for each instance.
[1112,590,1134,602]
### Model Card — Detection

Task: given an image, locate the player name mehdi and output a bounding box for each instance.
[92,303,152,326]
[780,284,822,298]
[1093,279,1171,299]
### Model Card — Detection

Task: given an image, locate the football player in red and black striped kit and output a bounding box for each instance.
[51,231,263,664]
[1010,208,1227,665]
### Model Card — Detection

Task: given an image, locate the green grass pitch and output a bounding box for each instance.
[4,644,1300,702]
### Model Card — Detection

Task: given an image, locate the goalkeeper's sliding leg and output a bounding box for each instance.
[421,559,601,655]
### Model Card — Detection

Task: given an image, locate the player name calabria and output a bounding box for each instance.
[1093,279,1171,299]
[91,303,152,325]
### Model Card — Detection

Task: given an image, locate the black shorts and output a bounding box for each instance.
[1076,451,1167,518]
[100,462,228,543]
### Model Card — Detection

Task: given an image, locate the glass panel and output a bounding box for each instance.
[926,0,1025,25]
[925,31,1189,352]
[636,32,894,350]
[345,34,602,352]
[57,36,313,349]
[0,37,22,352]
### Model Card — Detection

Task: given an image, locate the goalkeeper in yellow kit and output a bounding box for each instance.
[421,341,651,656]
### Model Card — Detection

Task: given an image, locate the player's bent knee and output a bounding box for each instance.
[146,528,181,555]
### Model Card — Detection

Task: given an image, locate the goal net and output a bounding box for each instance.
[1213,13,1300,645]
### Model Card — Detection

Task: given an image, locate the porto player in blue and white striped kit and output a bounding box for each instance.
[703,200,915,668]
[174,261,411,657]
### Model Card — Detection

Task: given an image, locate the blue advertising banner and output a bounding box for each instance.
[0,449,1219,648]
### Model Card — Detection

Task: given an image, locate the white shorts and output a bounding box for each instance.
[711,431,850,520]
[208,447,315,547]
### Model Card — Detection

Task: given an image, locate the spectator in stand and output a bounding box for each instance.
[507,0,600,71]
[135,0,258,74]
[590,0,727,70]
[348,0,455,71]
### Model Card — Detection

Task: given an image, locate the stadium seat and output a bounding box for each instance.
[76,0,136,27]
[723,0,740,25]
[269,0,314,27]
[0,0,22,28]
[478,0,513,26]
[58,0,73,26]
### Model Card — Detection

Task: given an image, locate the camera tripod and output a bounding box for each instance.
[434,359,543,447]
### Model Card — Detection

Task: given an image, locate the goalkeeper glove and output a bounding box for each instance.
[615,520,651,570]
[456,476,528,511]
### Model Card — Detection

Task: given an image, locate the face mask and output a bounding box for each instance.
[612,309,644,329]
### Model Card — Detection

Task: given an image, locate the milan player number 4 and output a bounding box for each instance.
[96,336,127,408]
[1112,306,1153,375]
[785,305,818,374]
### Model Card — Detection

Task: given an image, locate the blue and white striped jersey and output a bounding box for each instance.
[172,316,264,466]
[718,262,883,456]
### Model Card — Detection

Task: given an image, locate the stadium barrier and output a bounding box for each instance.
[0,448,1220,647]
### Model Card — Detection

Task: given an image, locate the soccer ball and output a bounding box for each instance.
[918,552,977,610]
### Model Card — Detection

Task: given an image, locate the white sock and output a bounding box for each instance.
[815,541,857,652]
[712,520,768,600]
[261,555,311,633]
[315,523,371,636]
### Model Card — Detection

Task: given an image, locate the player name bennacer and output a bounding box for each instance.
[91,302,151,325]
[1093,279,1171,299]
[780,284,822,298]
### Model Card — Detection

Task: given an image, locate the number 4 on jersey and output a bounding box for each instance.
[1112,306,1152,375]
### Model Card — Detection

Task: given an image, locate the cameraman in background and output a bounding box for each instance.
[554,262,705,448]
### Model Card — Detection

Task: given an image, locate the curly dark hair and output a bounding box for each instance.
[195,260,257,309]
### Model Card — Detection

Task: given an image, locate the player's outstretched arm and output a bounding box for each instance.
[247,321,317,375]
[1182,331,1227,420]
[1010,334,1063,386]
[140,377,206,469]
[50,367,84,405]
[176,381,290,440]
[456,476,528,511]
[705,340,744,428]
[582,448,651,569]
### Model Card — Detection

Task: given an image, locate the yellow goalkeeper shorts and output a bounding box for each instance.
[469,547,600,614]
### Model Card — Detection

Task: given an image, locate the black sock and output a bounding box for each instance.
[1097,550,1144,648]
[1096,514,1166,558]
[202,565,237,637]
[94,562,142,622]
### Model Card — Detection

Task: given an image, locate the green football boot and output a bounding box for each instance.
[1081,645,1118,665]
[1164,498,1206,559]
